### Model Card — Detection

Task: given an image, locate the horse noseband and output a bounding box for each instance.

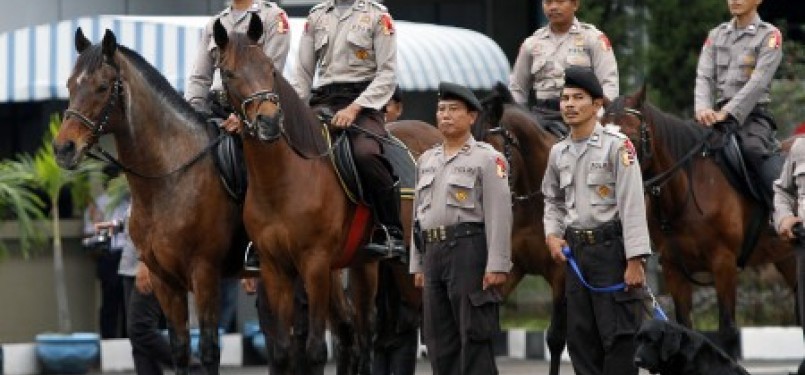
[255,111,283,142]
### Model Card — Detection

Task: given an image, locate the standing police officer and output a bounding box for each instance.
[411,82,512,375]
[771,138,805,375]
[694,0,783,208]
[293,0,404,259]
[542,66,651,375]
[509,0,618,133]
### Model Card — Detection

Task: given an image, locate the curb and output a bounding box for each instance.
[2,327,802,374]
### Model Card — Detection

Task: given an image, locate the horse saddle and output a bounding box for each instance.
[326,127,416,205]
[715,132,763,204]
[210,124,248,203]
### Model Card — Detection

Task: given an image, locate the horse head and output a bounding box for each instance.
[602,84,655,170]
[213,14,283,141]
[55,28,125,169]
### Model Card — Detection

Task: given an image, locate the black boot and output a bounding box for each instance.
[756,153,785,209]
[243,241,260,272]
[363,180,406,261]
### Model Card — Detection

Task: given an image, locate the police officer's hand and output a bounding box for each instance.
[483,272,507,290]
[93,220,119,235]
[332,103,362,128]
[221,113,242,134]
[695,109,728,127]
[241,277,258,295]
[546,234,567,263]
[779,216,803,240]
[414,273,424,289]
[623,258,646,291]
[135,262,154,295]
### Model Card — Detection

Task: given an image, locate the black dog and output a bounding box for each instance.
[634,319,750,375]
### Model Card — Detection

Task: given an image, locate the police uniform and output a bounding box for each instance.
[411,82,513,375]
[185,0,291,113]
[293,0,404,255]
[772,137,805,365]
[695,13,783,207]
[509,18,619,109]
[542,68,651,375]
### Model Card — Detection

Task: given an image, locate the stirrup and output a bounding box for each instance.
[364,224,406,260]
[243,241,260,272]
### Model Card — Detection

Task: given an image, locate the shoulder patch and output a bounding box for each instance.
[379,13,395,35]
[620,138,637,167]
[495,156,508,179]
[599,34,612,51]
[768,29,782,49]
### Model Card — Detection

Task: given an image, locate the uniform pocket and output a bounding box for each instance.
[715,46,731,85]
[314,32,328,53]
[446,173,476,209]
[415,173,435,215]
[612,288,649,337]
[466,289,503,341]
[588,172,616,206]
[347,30,373,66]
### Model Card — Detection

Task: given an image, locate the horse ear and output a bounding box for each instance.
[213,19,228,49]
[101,29,117,59]
[75,27,91,54]
[635,83,647,108]
[247,13,263,44]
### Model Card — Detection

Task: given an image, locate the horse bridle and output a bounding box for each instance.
[64,64,123,139]
[485,125,542,204]
[613,106,653,166]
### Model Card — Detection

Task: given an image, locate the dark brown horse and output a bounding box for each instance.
[602,86,797,357]
[477,83,566,375]
[211,16,439,375]
[53,29,245,374]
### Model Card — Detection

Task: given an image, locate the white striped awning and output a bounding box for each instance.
[0,15,510,103]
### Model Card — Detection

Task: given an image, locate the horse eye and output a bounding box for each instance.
[223,71,236,80]
[97,84,109,93]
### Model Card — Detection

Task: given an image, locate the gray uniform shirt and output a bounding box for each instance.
[185,0,291,113]
[410,137,513,274]
[773,138,805,231]
[694,14,782,124]
[542,123,651,260]
[117,204,139,277]
[509,18,619,104]
[292,0,397,110]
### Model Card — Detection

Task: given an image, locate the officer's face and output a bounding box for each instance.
[727,0,761,17]
[436,100,477,139]
[559,87,603,127]
[542,0,578,26]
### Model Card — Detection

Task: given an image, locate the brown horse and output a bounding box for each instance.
[476,83,567,375]
[53,29,245,374]
[211,16,439,375]
[602,86,798,357]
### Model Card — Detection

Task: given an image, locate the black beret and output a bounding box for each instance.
[563,66,604,99]
[438,81,482,112]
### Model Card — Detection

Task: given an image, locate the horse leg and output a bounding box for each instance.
[711,251,740,359]
[260,263,295,375]
[347,262,378,375]
[299,253,332,374]
[662,261,694,327]
[329,270,356,375]
[192,264,221,375]
[545,266,567,375]
[152,278,191,374]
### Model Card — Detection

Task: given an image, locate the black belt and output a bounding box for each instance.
[565,221,622,246]
[314,81,372,97]
[423,222,484,244]
[535,98,560,111]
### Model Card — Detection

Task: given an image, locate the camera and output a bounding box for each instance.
[82,229,112,253]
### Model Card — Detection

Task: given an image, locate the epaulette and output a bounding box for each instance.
[262,1,277,8]
[603,126,627,139]
[368,0,388,12]
[309,1,329,14]
[476,141,496,151]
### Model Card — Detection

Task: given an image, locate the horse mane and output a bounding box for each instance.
[477,82,551,160]
[74,44,207,127]
[609,95,708,161]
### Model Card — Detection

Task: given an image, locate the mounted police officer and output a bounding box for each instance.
[509,0,618,136]
[542,66,651,375]
[411,82,512,375]
[694,0,783,209]
[293,0,404,260]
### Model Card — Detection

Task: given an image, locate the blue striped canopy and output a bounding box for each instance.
[0,15,510,103]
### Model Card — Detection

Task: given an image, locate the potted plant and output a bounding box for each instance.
[24,115,104,374]
[0,156,44,258]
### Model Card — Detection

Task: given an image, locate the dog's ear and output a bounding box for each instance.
[660,325,682,362]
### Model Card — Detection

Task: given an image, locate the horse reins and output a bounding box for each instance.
[486,125,542,204]
[65,60,225,180]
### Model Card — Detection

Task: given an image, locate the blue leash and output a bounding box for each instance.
[562,246,668,321]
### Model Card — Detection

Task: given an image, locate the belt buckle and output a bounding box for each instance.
[438,226,447,241]
[585,230,595,245]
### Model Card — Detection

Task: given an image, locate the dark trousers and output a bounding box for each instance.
[422,234,499,375]
[97,250,125,338]
[564,237,644,375]
[732,109,783,206]
[796,249,805,375]
[123,276,173,375]
[373,262,420,375]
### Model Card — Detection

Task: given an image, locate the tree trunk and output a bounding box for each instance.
[52,203,71,333]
